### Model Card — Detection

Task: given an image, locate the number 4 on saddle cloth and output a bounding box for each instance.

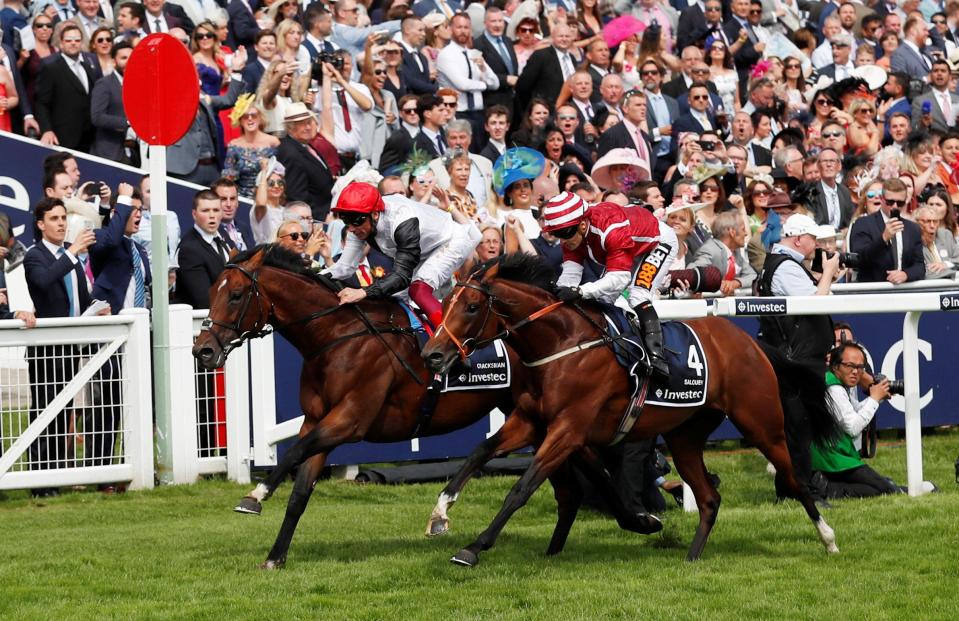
[599,304,709,442]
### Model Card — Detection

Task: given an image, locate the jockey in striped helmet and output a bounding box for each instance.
[542,191,675,379]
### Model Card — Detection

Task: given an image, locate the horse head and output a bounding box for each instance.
[193,245,275,369]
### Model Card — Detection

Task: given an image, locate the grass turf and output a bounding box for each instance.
[1,430,957,621]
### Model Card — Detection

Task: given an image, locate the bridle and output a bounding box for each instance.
[438,275,564,362]
[201,263,275,357]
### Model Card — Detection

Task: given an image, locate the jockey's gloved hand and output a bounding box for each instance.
[555,286,582,303]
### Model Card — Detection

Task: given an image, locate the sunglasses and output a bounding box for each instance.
[866,190,881,199]
[815,99,832,106]
[196,32,216,40]
[640,69,660,76]
[267,179,285,187]
[752,189,771,196]
[883,197,907,207]
[822,131,844,138]
[749,9,761,14]
[551,225,579,239]
[340,213,369,226]
[518,27,536,33]
[402,107,418,113]
[785,63,800,69]
[34,22,53,29]
[701,185,719,192]
[441,102,457,108]
[62,37,83,43]
[95,37,112,44]
[705,5,721,10]
[557,114,577,121]
[385,48,401,54]
[933,19,947,25]
[857,108,874,114]
[282,231,311,241]
[373,69,385,75]
[691,95,709,101]
[691,68,710,74]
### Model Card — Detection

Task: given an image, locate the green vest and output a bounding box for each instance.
[810,371,865,473]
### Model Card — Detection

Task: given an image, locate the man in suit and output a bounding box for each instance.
[480,105,509,162]
[913,60,959,132]
[727,111,772,167]
[176,189,228,308]
[168,47,246,185]
[583,38,611,104]
[379,95,420,173]
[212,178,253,252]
[516,21,577,115]
[724,0,764,104]
[86,184,149,477]
[808,148,855,231]
[302,4,337,61]
[688,210,756,296]
[880,72,912,141]
[241,30,275,93]
[90,41,132,162]
[554,104,595,160]
[398,16,436,95]
[818,34,857,81]
[68,0,110,45]
[917,203,959,278]
[143,0,193,35]
[662,47,719,102]
[277,102,335,220]
[596,73,625,122]
[412,93,447,158]
[891,16,935,77]
[227,0,259,51]
[596,90,657,174]
[24,197,99,496]
[677,0,727,50]
[115,2,148,39]
[640,59,680,178]
[850,178,925,283]
[474,8,518,118]
[35,23,98,152]
[672,82,717,138]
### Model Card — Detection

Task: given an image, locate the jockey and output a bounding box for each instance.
[326,182,481,328]
[543,192,677,380]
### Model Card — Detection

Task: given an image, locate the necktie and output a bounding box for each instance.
[725,252,736,281]
[131,240,146,308]
[305,143,329,170]
[437,131,447,154]
[82,255,94,290]
[323,40,333,53]
[561,53,574,79]
[337,90,352,132]
[585,102,593,119]
[634,127,651,164]
[227,222,246,251]
[214,237,228,263]
[745,21,758,43]
[943,91,954,126]
[463,50,477,110]
[58,248,76,317]
[495,37,514,74]
[61,6,73,20]
[698,113,712,131]
[71,58,89,93]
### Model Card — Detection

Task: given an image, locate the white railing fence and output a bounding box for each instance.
[0,309,153,491]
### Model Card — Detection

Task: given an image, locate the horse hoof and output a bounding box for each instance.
[258,558,285,570]
[450,549,479,567]
[426,517,450,537]
[234,496,262,515]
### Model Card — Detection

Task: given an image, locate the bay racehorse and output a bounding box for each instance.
[192,245,653,568]
[422,253,842,566]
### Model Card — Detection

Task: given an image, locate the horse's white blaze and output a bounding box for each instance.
[217,278,228,292]
[816,517,839,554]
[250,483,270,502]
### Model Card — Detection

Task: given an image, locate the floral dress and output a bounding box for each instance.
[222,145,277,198]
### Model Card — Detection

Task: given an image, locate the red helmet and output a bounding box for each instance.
[541,191,588,233]
[332,182,385,214]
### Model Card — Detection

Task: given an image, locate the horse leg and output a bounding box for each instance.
[544,460,583,556]
[728,399,839,555]
[426,412,536,536]
[661,409,726,562]
[570,446,663,535]
[260,453,328,570]
[236,423,324,515]
[450,425,581,567]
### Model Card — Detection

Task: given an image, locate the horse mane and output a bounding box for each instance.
[476,253,556,292]
[232,244,327,283]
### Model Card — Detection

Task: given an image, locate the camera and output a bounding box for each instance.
[812,249,862,272]
[699,140,716,152]
[872,373,904,396]
[311,52,344,84]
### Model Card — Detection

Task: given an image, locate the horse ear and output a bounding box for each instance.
[459,256,477,278]
[483,261,500,281]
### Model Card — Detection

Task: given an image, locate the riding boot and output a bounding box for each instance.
[633,302,669,381]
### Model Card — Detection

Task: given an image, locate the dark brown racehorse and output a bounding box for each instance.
[422,253,842,566]
[192,245,535,569]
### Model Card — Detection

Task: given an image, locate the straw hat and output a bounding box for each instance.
[283,102,316,123]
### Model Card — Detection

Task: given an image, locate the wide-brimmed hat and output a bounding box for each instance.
[493,147,546,196]
[766,190,793,210]
[688,162,727,186]
[283,101,316,123]
[591,148,650,190]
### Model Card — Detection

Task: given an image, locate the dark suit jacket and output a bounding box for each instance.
[24,241,92,318]
[480,141,503,163]
[90,72,128,162]
[89,200,152,313]
[516,46,567,113]
[750,142,772,167]
[167,76,243,176]
[227,0,260,50]
[883,97,912,141]
[474,33,519,115]
[586,66,606,103]
[676,5,710,50]
[661,75,718,101]
[673,111,717,137]
[808,181,855,230]
[401,47,436,95]
[175,228,226,309]
[34,53,98,152]
[277,135,335,220]
[241,58,268,94]
[379,126,416,173]
[412,129,441,158]
[723,18,761,100]
[596,121,657,173]
[849,210,925,283]
[144,4,194,35]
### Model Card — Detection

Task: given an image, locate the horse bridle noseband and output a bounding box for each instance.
[201,264,276,357]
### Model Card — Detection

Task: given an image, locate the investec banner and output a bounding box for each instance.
[0,131,252,243]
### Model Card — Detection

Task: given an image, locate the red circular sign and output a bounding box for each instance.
[123,34,200,146]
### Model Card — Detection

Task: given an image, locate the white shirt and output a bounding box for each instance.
[553,47,576,80]
[902,39,931,70]
[147,11,169,33]
[486,138,505,155]
[64,54,89,93]
[826,382,879,450]
[880,210,904,269]
[421,126,445,154]
[193,224,228,262]
[42,238,81,316]
[314,82,372,154]
[436,41,499,111]
[134,207,181,267]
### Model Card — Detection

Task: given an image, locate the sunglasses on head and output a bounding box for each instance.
[552,225,580,239]
[883,197,907,207]
[341,213,370,226]
[283,231,311,241]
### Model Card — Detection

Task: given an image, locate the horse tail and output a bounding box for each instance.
[759,342,843,448]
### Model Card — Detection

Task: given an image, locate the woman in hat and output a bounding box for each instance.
[591,148,651,194]
[223,97,281,198]
[902,137,942,214]
[422,15,451,64]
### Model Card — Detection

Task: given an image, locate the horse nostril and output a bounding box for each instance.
[196,347,215,362]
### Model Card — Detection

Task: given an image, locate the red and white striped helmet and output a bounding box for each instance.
[541,192,588,232]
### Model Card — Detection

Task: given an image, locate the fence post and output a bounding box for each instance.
[249,334,278,466]
[121,308,155,490]
[901,311,926,496]
[224,341,251,483]
[167,304,199,484]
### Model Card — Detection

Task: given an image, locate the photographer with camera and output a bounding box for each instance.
[811,341,902,499]
[849,177,925,284]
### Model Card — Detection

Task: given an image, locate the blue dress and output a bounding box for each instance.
[222,145,277,199]
[197,63,226,163]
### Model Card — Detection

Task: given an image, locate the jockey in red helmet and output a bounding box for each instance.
[542,192,676,379]
[326,182,481,328]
